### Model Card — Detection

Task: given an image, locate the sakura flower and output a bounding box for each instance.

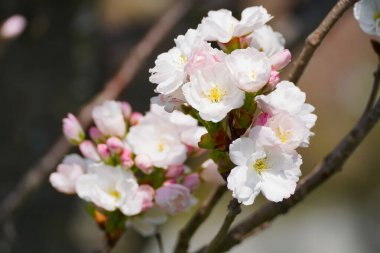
[265,113,312,149]
[120,185,155,215]
[127,106,187,168]
[174,28,203,58]
[255,81,317,129]
[150,89,186,112]
[49,154,85,194]
[248,25,285,57]
[63,113,85,144]
[225,48,271,92]
[183,173,200,191]
[200,159,225,186]
[227,128,302,205]
[155,183,195,215]
[92,101,126,137]
[199,7,272,43]
[185,43,225,76]
[127,207,168,237]
[182,63,245,122]
[76,164,145,215]
[354,0,380,37]
[149,47,187,95]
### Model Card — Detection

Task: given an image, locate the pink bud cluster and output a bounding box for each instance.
[50,100,211,236]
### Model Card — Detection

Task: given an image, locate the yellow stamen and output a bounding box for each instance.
[276,127,290,143]
[253,158,268,174]
[374,12,380,26]
[158,142,165,152]
[251,69,256,80]
[207,85,226,103]
[109,190,120,200]
[180,54,187,63]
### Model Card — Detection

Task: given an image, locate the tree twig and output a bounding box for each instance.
[174,186,226,253]
[0,0,191,225]
[363,41,380,114]
[197,96,380,253]
[288,0,358,84]
[203,198,241,253]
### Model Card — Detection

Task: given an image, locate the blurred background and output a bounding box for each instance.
[0,0,379,252]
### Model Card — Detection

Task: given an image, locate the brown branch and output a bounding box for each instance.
[198,97,380,253]
[174,186,227,253]
[288,0,358,84]
[0,0,191,225]
[363,41,380,114]
[204,198,241,253]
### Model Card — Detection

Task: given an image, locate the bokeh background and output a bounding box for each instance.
[0,0,379,252]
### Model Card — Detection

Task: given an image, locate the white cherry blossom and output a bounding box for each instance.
[248,25,285,57]
[199,7,272,43]
[354,0,380,37]
[182,62,245,122]
[255,81,317,129]
[76,164,145,215]
[127,105,191,168]
[227,127,302,205]
[92,101,126,137]
[225,48,271,92]
[127,207,168,237]
[49,154,86,194]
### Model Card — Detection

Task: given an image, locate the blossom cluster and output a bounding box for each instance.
[50,101,223,236]
[150,7,316,205]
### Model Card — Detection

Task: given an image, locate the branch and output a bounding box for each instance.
[204,97,380,253]
[204,198,241,253]
[288,0,358,84]
[174,186,226,253]
[363,41,380,114]
[0,0,191,225]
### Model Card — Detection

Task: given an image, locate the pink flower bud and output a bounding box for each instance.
[79,140,100,161]
[155,184,193,215]
[163,179,177,186]
[106,137,124,154]
[89,127,105,143]
[120,148,134,169]
[63,113,85,144]
[256,112,270,126]
[97,143,111,161]
[270,49,291,71]
[1,15,26,39]
[200,159,225,186]
[120,102,132,119]
[135,154,153,174]
[130,112,143,125]
[183,173,200,191]
[165,165,184,178]
[268,70,280,89]
[138,185,155,211]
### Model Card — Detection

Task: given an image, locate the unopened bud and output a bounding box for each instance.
[89,127,106,143]
[79,140,100,161]
[97,144,111,161]
[130,112,143,125]
[135,154,153,174]
[63,113,85,144]
[165,165,184,178]
[270,49,291,71]
[120,102,132,119]
[183,173,200,191]
[106,137,124,154]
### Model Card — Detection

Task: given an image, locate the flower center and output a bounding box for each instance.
[109,190,121,200]
[275,127,290,143]
[251,69,256,80]
[253,158,268,174]
[207,85,226,103]
[180,54,187,63]
[158,142,165,152]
